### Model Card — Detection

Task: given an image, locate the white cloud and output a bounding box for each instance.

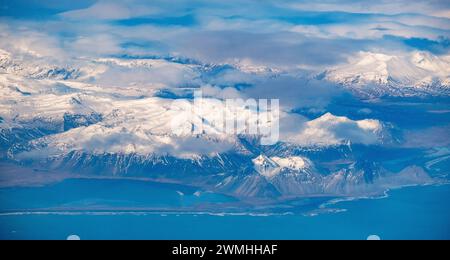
[281,113,383,146]
[200,85,242,99]
[285,0,450,18]
[70,34,122,57]
[91,57,201,88]
[60,1,159,20]
[0,25,66,59]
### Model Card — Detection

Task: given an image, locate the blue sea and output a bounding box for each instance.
[0,179,449,240]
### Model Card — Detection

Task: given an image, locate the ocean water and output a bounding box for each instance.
[0,178,237,210]
[0,179,449,240]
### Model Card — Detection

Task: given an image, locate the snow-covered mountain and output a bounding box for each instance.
[0,49,84,80]
[323,51,450,97]
[0,48,440,200]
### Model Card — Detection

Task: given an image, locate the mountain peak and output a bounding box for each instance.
[324,51,450,97]
[252,154,312,178]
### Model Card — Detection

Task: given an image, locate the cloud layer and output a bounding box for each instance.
[1,0,448,68]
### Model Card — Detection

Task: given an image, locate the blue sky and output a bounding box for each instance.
[0,0,449,69]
